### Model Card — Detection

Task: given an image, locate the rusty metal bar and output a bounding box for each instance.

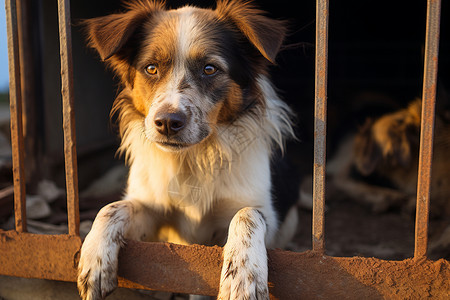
[414,0,441,259]
[312,0,329,253]
[0,232,81,281]
[17,0,42,189]
[57,0,80,236]
[0,234,449,298]
[6,0,27,232]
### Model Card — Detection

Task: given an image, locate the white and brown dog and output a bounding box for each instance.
[78,1,298,299]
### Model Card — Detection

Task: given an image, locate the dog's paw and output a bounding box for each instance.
[77,249,118,300]
[218,259,269,300]
[77,236,119,300]
[218,250,269,300]
[218,208,270,300]
[77,250,118,300]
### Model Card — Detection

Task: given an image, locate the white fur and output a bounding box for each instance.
[176,7,200,61]
[218,208,269,300]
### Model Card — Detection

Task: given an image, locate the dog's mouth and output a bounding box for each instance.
[156,141,191,151]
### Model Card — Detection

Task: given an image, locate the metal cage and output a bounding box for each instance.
[0,0,448,298]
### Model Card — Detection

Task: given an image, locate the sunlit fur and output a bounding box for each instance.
[78,1,297,299]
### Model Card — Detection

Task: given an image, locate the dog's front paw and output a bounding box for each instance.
[77,259,117,299]
[77,237,119,300]
[218,250,269,300]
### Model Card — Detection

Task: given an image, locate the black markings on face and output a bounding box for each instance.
[177,76,191,93]
[130,6,270,133]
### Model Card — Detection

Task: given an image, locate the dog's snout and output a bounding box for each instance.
[154,111,187,136]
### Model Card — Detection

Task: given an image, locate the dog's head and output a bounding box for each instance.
[353,100,421,176]
[85,0,286,151]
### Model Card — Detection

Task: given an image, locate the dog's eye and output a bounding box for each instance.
[145,64,158,75]
[203,64,217,76]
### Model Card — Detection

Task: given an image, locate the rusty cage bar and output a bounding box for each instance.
[312,0,328,253]
[0,0,449,298]
[57,0,80,237]
[414,0,441,260]
[6,0,26,233]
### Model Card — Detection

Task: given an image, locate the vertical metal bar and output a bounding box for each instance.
[414,0,441,259]
[57,0,80,236]
[6,0,27,232]
[312,0,329,253]
[17,0,42,190]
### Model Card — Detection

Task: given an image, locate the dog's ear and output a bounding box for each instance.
[84,12,147,61]
[354,106,421,176]
[216,0,286,63]
[353,119,382,176]
[84,1,164,61]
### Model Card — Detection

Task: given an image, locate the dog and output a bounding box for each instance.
[77,1,299,299]
[316,94,450,258]
[327,97,450,215]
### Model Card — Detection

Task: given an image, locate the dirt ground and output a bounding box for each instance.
[293,198,449,261]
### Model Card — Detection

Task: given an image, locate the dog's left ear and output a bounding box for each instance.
[216,0,286,63]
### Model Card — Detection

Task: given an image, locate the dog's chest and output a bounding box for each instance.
[155,204,235,246]
[125,136,273,244]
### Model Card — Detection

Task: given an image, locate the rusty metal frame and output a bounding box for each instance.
[6,0,26,233]
[312,0,328,253]
[414,0,441,260]
[57,0,80,237]
[0,0,448,298]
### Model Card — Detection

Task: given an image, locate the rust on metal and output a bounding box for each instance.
[57,0,80,236]
[0,231,81,281]
[414,0,441,259]
[6,0,27,233]
[312,0,329,253]
[87,243,450,298]
[2,235,449,299]
[17,0,42,189]
[118,240,223,295]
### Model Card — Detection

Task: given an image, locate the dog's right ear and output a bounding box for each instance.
[353,119,382,176]
[84,1,164,61]
[84,12,146,61]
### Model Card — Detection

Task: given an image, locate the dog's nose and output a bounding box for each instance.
[154,112,187,136]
